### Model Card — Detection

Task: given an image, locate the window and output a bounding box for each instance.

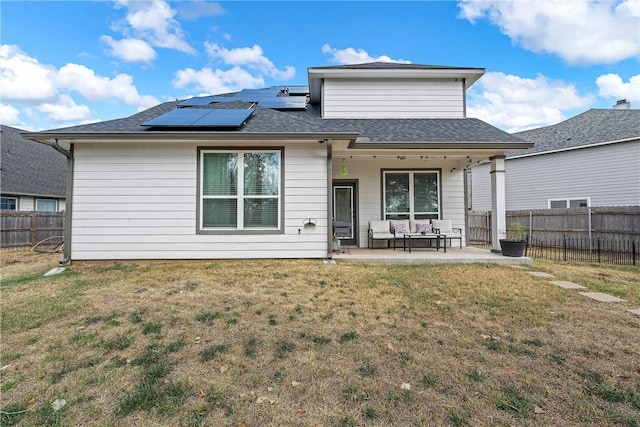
[36,199,57,212]
[199,149,281,232]
[548,198,590,209]
[1,197,17,210]
[383,170,440,220]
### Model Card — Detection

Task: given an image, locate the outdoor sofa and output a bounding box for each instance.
[368,219,458,250]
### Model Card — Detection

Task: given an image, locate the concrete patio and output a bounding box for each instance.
[332,246,533,265]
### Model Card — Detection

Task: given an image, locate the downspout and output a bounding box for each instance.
[47,139,73,264]
[326,138,333,260]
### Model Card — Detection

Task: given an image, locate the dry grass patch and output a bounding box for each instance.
[1,251,639,426]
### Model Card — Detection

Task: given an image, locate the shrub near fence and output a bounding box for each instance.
[1,211,64,248]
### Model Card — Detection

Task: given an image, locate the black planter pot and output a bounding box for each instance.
[499,239,527,257]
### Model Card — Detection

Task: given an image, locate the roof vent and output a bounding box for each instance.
[613,99,630,109]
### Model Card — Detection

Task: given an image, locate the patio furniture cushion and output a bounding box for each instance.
[392,223,409,234]
[415,222,433,233]
[368,220,395,250]
[431,219,454,234]
[431,219,463,248]
[369,220,391,234]
[390,219,410,235]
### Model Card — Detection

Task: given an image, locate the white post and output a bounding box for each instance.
[490,156,506,253]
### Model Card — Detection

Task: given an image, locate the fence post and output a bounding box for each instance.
[633,241,636,266]
[563,234,567,262]
[30,212,37,247]
[597,238,601,263]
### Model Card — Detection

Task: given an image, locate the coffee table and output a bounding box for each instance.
[403,234,446,253]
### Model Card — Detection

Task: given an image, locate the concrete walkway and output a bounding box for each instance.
[526,270,639,317]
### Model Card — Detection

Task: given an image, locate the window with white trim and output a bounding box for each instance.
[1,197,17,210]
[548,198,590,209]
[199,149,281,231]
[36,198,57,212]
[383,170,440,220]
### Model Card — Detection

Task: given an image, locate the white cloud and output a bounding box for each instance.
[56,63,159,109]
[458,0,640,64]
[0,44,159,128]
[467,72,594,132]
[321,44,411,65]
[205,43,295,80]
[37,94,92,122]
[173,66,265,94]
[0,103,21,125]
[0,44,57,102]
[596,73,640,106]
[100,35,157,63]
[113,0,195,54]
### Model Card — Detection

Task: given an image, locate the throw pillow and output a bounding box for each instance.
[393,223,409,234]
[416,223,432,233]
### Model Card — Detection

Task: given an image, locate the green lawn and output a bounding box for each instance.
[1,250,639,426]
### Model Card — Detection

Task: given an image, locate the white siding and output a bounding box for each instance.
[470,163,491,211]
[322,78,464,119]
[71,143,329,260]
[470,141,640,210]
[334,158,466,247]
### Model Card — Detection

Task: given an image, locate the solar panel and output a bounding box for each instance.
[284,86,309,95]
[142,108,209,126]
[192,109,253,127]
[258,97,307,110]
[142,108,252,127]
[178,96,217,107]
[234,88,280,101]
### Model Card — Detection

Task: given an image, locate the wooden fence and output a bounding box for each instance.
[468,206,640,245]
[1,211,64,248]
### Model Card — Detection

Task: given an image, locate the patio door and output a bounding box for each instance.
[332,181,358,246]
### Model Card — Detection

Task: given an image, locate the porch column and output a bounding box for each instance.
[490,155,506,253]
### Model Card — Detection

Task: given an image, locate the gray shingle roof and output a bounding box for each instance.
[32,99,523,144]
[1,125,66,197]
[512,108,640,156]
[308,62,484,71]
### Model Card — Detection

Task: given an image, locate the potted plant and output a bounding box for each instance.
[499,222,528,257]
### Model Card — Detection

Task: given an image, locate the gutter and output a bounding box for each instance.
[41,139,73,265]
[20,131,359,143]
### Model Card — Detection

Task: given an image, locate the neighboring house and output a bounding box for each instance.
[470,105,640,211]
[23,62,530,261]
[0,125,66,212]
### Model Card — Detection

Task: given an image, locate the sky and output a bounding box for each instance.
[1,0,639,133]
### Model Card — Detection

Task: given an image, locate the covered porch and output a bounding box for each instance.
[332,246,532,265]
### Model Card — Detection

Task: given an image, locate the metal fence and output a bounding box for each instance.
[1,211,64,248]
[527,235,637,266]
[468,206,639,266]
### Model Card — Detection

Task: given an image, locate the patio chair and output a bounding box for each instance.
[431,219,463,249]
[368,220,395,250]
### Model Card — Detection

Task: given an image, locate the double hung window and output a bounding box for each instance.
[383,170,440,220]
[200,149,281,231]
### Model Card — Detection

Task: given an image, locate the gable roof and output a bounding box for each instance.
[308,62,484,71]
[512,108,640,157]
[1,125,66,198]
